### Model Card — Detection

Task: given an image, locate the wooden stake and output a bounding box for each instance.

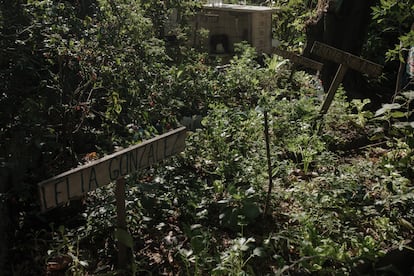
[115,177,128,273]
[263,110,273,217]
[320,63,348,114]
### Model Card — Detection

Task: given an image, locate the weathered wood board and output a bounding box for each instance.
[311,41,383,77]
[38,127,187,211]
[310,41,383,114]
[274,48,323,71]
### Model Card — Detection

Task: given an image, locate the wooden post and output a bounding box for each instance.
[311,41,383,114]
[263,110,273,217]
[115,177,128,272]
[319,63,348,114]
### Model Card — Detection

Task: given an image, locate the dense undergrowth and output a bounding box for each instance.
[9,46,414,275]
[2,0,414,275]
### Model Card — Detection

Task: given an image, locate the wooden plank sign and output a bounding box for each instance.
[311,42,382,77]
[274,48,323,71]
[311,42,383,114]
[38,127,187,211]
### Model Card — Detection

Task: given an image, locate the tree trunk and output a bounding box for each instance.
[303,0,378,99]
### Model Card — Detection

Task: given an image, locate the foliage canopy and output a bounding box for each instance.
[1,0,414,275]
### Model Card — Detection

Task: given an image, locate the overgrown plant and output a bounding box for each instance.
[372,91,414,179]
[4,1,414,275]
[47,225,89,275]
[212,236,257,276]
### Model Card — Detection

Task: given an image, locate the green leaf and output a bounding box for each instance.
[375,103,401,117]
[79,260,89,267]
[391,111,406,118]
[114,104,122,114]
[179,248,193,258]
[253,247,266,257]
[399,218,414,231]
[190,235,206,254]
[401,91,414,101]
[242,202,261,220]
[176,70,183,79]
[393,122,414,128]
[114,228,134,248]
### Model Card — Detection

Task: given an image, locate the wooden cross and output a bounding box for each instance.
[38,127,187,272]
[311,41,383,114]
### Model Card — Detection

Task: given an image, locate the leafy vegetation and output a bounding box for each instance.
[1,0,414,275]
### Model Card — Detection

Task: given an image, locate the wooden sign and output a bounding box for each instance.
[311,42,382,77]
[38,127,187,211]
[311,42,383,114]
[274,48,323,71]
